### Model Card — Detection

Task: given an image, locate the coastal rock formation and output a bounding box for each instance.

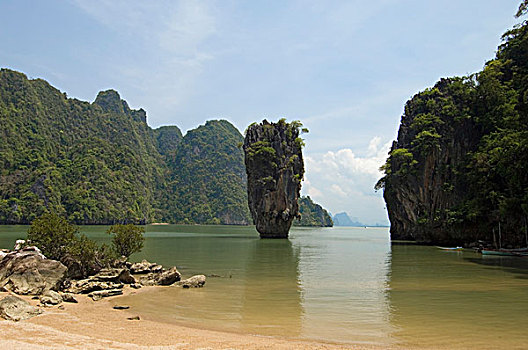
[243,119,305,238]
[0,247,67,295]
[174,275,206,288]
[39,290,63,306]
[378,9,528,246]
[0,295,42,321]
[88,289,123,301]
[379,78,481,244]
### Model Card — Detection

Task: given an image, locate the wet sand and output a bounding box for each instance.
[0,288,386,350]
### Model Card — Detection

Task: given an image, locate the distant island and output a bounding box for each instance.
[0,69,331,227]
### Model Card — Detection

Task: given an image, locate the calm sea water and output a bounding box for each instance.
[1,225,528,349]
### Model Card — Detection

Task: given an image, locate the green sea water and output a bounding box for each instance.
[1,225,527,349]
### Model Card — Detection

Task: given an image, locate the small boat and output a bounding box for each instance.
[437,246,463,251]
[481,248,528,257]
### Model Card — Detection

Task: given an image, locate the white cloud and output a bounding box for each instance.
[72,0,218,124]
[302,137,392,224]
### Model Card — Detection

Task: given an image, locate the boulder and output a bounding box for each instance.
[155,267,181,286]
[0,247,67,295]
[0,295,43,321]
[65,279,123,294]
[39,290,62,306]
[129,260,162,274]
[59,292,78,303]
[88,288,123,301]
[94,268,135,284]
[174,275,206,288]
[137,267,181,286]
[13,240,26,251]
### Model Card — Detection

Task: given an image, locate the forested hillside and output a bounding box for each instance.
[0,69,249,225]
[378,3,528,246]
[294,196,333,227]
[0,70,164,224]
[162,120,251,225]
[0,69,331,226]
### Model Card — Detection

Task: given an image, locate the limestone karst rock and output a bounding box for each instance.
[243,119,305,238]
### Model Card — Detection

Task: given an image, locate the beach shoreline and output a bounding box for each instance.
[0,288,386,350]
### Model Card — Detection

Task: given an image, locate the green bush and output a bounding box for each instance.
[107,224,145,258]
[27,212,78,260]
[27,212,114,278]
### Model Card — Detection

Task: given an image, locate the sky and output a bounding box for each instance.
[0,0,522,225]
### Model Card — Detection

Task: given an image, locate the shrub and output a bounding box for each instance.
[107,224,145,259]
[27,212,114,279]
[27,212,78,260]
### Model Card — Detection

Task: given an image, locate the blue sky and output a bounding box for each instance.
[0,0,521,224]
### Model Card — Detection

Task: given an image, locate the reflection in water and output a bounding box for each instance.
[387,245,528,349]
[240,239,302,336]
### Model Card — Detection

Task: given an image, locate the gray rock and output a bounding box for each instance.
[66,279,123,294]
[243,120,304,238]
[88,288,123,301]
[137,266,181,286]
[59,292,78,303]
[39,290,62,306]
[0,295,43,321]
[155,267,181,286]
[0,248,67,295]
[94,268,135,284]
[130,283,142,289]
[129,260,153,274]
[174,275,206,288]
[13,240,26,251]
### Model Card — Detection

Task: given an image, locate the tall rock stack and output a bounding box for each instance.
[243,119,305,238]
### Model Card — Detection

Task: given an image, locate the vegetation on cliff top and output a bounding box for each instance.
[294,196,333,227]
[0,69,251,225]
[378,2,528,245]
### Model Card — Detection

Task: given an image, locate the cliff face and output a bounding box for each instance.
[382,79,481,244]
[243,120,305,238]
[380,9,528,246]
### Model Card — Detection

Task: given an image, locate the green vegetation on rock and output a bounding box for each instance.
[0,69,251,225]
[294,196,333,227]
[378,2,528,246]
[161,120,251,225]
[107,224,145,258]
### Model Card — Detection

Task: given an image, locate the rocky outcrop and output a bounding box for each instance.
[39,290,63,306]
[174,275,206,288]
[63,259,181,295]
[0,295,42,321]
[88,289,123,301]
[0,247,67,295]
[380,78,482,245]
[243,120,305,238]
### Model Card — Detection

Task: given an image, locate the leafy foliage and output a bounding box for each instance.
[27,212,78,260]
[379,3,528,245]
[293,196,333,227]
[161,120,252,225]
[107,224,145,258]
[27,212,113,278]
[0,70,252,225]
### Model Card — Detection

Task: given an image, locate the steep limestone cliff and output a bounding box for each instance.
[380,78,481,244]
[378,5,528,246]
[243,119,305,238]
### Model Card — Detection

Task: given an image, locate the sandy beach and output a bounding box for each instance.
[0,288,386,350]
